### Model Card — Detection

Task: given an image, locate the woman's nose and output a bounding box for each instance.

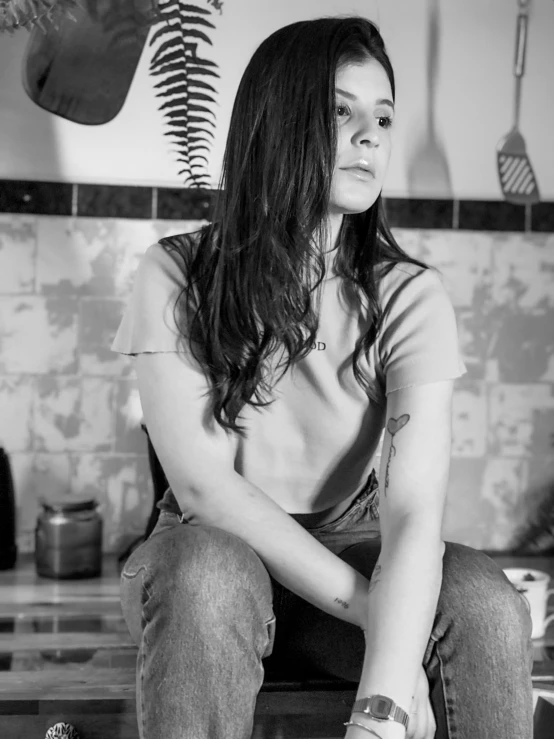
[354,121,381,148]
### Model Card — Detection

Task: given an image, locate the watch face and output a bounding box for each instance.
[371,695,393,719]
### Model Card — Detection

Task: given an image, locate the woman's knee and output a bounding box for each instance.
[120,521,274,642]
[439,542,533,646]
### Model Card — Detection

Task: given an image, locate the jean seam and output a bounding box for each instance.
[121,564,148,580]
[139,567,152,739]
[436,638,455,739]
[261,614,277,659]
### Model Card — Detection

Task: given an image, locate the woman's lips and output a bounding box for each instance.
[342,167,375,181]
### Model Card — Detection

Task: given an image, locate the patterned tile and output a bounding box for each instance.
[72,453,151,553]
[12,452,72,553]
[152,219,208,244]
[456,310,489,381]
[452,381,487,458]
[489,309,554,383]
[37,217,96,296]
[509,456,554,551]
[490,233,554,310]
[0,296,78,374]
[390,228,424,259]
[0,215,36,294]
[80,298,133,377]
[34,376,115,452]
[113,379,145,454]
[488,384,554,458]
[480,458,530,550]
[441,458,487,548]
[37,218,156,298]
[411,230,494,309]
[93,454,153,552]
[0,376,34,452]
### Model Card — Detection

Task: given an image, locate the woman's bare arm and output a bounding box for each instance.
[349,379,452,738]
[136,350,372,629]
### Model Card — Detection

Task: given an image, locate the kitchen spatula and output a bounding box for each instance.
[496,0,540,204]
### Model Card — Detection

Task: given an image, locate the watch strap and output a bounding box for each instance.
[352,696,409,729]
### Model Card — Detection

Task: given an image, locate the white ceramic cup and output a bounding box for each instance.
[503,568,554,640]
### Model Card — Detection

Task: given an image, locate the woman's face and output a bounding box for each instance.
[329,57,394,218]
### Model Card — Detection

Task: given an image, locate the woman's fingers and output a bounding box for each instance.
[408,703,420,739]
[426,696,437,738]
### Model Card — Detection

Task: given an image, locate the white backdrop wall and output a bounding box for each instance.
[0,0,552,200]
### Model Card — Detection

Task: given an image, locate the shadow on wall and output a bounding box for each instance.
[0,31,60,182]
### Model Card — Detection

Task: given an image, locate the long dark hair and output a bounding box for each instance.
[162,15,429,435]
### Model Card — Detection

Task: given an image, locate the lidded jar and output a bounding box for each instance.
[35,497,102,579]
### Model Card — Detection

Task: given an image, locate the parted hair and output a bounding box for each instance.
[161,15,429,435]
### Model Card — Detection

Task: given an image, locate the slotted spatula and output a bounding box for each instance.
[497,0,540,204]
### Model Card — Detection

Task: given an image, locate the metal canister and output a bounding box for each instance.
[34,497,103,579]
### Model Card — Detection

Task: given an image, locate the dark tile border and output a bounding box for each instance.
[157,187,214,221]
[0,180,552,232]
[383,198,453,229]
[458,200,525,232]
[0,180,73,216]
[78,184,152,219]
[531,202,554,232]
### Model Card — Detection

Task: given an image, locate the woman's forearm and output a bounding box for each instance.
[178,470,372,628]
[357,519,444,713]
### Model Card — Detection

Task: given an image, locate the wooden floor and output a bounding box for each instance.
[0,552,553,739]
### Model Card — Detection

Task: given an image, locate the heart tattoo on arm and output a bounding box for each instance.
[384,414,410,496]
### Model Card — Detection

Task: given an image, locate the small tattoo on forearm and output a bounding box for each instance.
[368,563,381,594]
[334,598,350,609]
[384,414,410,496]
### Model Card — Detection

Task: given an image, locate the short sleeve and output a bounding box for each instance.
[377,264,467,394]
[111,243,187,356]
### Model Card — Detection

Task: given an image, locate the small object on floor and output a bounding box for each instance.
[45,722,80,739]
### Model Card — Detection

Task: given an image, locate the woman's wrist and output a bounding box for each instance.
[353,574,371,631]
[345,713,407,739]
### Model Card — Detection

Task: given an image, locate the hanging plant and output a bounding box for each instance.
[149,0,221,189]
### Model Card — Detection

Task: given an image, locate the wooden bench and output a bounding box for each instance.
[1,554,553,739]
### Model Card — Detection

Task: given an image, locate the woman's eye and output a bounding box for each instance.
[336,104,351,118]
[378,115,393,129]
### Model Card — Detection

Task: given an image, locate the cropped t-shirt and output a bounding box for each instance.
[111,237,467,514]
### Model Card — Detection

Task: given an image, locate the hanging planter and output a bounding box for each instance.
[4,0,222,188]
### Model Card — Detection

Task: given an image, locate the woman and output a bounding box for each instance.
[112,16,534,739]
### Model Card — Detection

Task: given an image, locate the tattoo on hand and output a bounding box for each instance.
[368,563,381,594]
[384,414,410,497]
[334,598,349,609]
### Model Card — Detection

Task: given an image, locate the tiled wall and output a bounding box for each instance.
[1,181,553,555]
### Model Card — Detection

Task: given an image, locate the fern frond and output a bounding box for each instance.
[149,0,220,189]
[165,105,216,119]
[164,2,213,15]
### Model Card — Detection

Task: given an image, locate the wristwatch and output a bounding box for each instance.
[352,695,409,729]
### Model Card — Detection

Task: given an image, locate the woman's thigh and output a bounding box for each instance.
[272,539,533,684]
[120,512,277,659]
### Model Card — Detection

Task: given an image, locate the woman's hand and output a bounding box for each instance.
[343,666,435,739]
[407,666,436,739]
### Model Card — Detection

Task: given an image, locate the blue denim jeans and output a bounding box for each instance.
[120,471,534,739]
